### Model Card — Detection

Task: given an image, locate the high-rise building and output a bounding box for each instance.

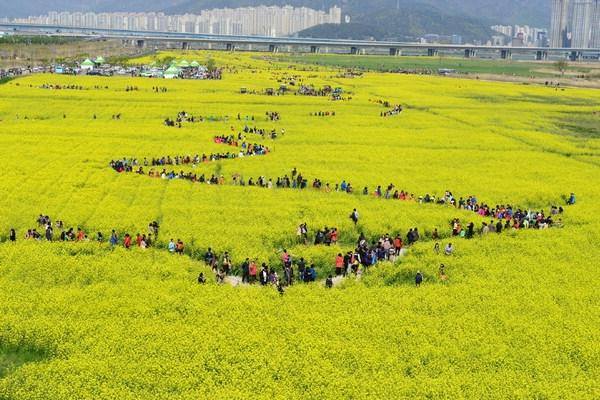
[590,0,600,47]
[550,0,570,47]
[571,0,593,48]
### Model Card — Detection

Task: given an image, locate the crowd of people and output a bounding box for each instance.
[266,111,281,121]
[310,226,339,246]
[297,85,336,97]
[381,104,403,117]
[163,111,197,127]
[213,135,271,154]
[10,215,161,249]
[238,254,318,288]
[39,84,90,91]
[241,125,284,139]
[109,145,270,174]
[109,164,572,235]
[5,185,575,291]
[163,112,269,127]
[6,214,423,291]
[309,111,336,117]
[333,232,406,277]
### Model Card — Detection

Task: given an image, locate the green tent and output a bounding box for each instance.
[190,60,200,67]
[178,60,190,68]
[164,66,181,79]
[94,56,105,65]
[81,59,95,68]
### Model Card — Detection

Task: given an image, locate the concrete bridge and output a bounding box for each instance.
[1,23,599,61]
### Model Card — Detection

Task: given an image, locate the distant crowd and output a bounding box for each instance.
[5,190,574,291]
[381,105,403,117]
[109,165,571,233]
[109,145,269,173]
[309,111,336,117]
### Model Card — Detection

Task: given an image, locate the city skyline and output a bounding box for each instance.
[10,5,342,37]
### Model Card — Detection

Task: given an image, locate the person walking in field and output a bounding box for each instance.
[350,208,359,225]
[394,235,403,256]
[197,272,206,284]
[308,263,317,282]
[325,275,334,288]
[249,260,258,283]
[168,239,176,254]
[241,258,250,283]
[297,222,308,245]
[260,264,269,285]
[495,220,503,234]
[335,253,344,276]
[9,228,16,242]
[123,233,132,249]
[76,228,85,241]
[444,243,454,256]
[415,271,423,287]
[45,225,53,241]
[281,249,290,267]
[176,239,184,255]
[222,252,232,275]
[567,193,576,205]
[439,263,448,281]
[110,230,119,246]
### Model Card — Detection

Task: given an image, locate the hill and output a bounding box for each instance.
[298,6,495,42]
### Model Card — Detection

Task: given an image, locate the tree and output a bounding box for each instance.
[158,55,175,67]
[206,58,217,72]
[555,59,568,76]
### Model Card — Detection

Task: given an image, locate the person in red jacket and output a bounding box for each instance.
[123,233,132,249]
[249,261,257,283]
[394,236,403,256]
[335,253,344,276]
[330,228,338,245]
[76,228,85,241]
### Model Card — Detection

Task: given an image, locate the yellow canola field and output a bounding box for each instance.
[0,51,598,399]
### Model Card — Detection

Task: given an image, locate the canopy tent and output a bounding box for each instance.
[80,59,95,70]
[178,60,190,68]
[190,61,200,68]
[163,66,181,79]
[94,56,105,65]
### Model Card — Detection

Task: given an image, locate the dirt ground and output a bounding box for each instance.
[0,39,146,67]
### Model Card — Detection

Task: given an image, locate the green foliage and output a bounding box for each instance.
[273,53,589,78]
[0,345,48,379]
[555,59,569,75]
[206,57,217,72]
[0,35,76,45]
